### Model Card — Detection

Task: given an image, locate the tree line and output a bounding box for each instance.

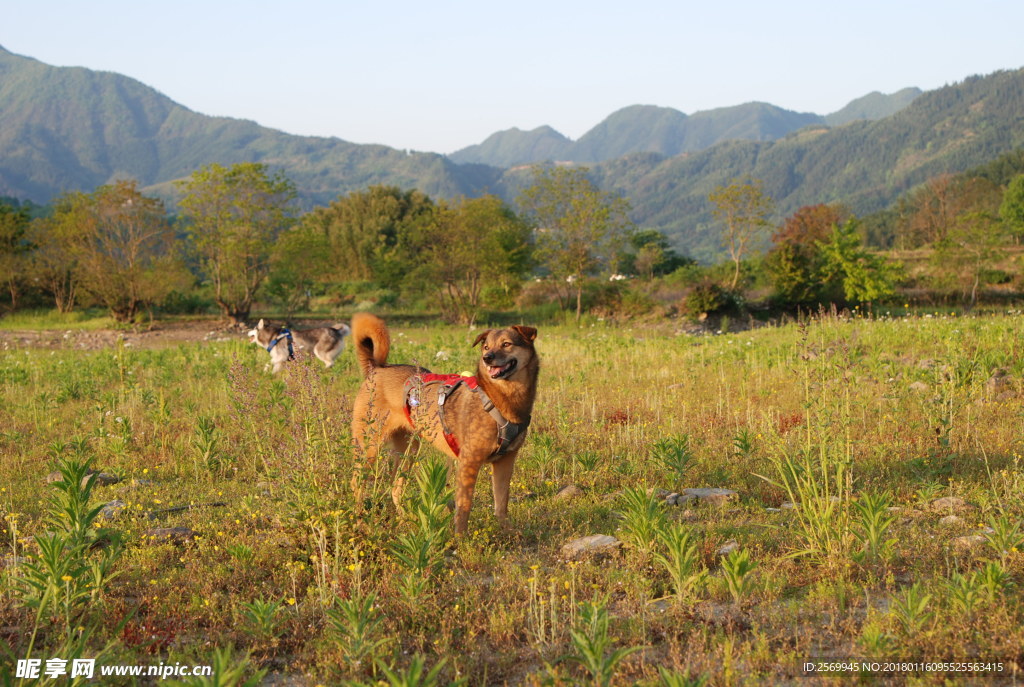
[2,161,1023,327]
[0,164,645,326]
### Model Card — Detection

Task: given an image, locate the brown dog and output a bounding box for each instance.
[350,313,539,534]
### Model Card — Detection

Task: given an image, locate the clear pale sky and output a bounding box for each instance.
[4,0,1023,154]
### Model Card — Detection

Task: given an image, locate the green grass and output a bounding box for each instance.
[0,308,118,331]
[1,312,1023,684]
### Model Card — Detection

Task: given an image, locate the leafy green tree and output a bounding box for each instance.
[303,185,435,284]
[406,195,532,325]
[25,182,187,321]
[28,193,93,313]
[177,163,296,323]
[622,229,692,279]
[898,174,1001,248]
[708,179,774,290]
[633,242,664,281]
[73,180,189,322]
[0,201,33,309]
[932,210,1006,307]
[518,166,632,322]
[818,220,898,303]
[999,174,1024,244]
[765,204,848,304]
[265,222,332,318]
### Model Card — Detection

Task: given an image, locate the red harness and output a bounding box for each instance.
[403,373,529,458]
[404,374,476,455]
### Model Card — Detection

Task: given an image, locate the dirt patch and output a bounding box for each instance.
[0,320,245,352]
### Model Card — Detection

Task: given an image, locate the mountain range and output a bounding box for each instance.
[1,44,1022,261]
[448,90,921,168]
[0,45,499,206]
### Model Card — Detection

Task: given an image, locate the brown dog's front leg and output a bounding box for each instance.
[454,461,481,535]
[490,453,516,521]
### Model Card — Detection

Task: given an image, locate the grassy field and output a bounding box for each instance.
[1,311,1023,685]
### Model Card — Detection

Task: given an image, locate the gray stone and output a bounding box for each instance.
[44,468,120,488]
[555,484,584,501]
[560,534,622,560]
[939,515,964,527]
[100,500,127,521]
[647,598,672,613]
[931,496,972,512]
[90,472,120,487]
[144,527,197,544]
[986,369,1011,393]
[681,487,738,506]
[259,673,314,687]
[717,540,740,556]
[952,534,987,550]
[2,555,28,569]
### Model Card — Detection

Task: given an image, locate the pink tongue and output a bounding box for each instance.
[489,365,503,375]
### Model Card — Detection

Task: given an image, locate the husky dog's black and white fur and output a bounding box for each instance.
[247,319,351,373]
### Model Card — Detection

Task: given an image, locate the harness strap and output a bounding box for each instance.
[403,374,529,459]
[471,386,530,457]
[267,329,295,361]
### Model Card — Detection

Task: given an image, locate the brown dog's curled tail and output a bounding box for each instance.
[351,313,390,376]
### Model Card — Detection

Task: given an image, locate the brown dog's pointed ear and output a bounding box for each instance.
[472,330,491,348]
[511,325,537,343]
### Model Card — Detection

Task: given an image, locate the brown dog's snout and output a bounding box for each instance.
[482,351,496,364]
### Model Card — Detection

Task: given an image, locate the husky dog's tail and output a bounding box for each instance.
[351,313,390,376]
[332,322,351,336]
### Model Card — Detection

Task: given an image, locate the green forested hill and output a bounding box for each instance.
[1,44,1022,264]
[824,87,923,126]
[0,46,499,206]
[448,93,919,167]
[572,70,1024,261]
[450,103,826,166]
[447,126,573,168]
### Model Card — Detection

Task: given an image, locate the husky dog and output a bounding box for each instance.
[350,312,539,535]
[247,319,351,373]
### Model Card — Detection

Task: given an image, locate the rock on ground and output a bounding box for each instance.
[561,534,622,560]
[44,469,120,488]
[930,496,972,512]
[677,487,739,507]
[144,527,197,544]
[100,500,127,521]
[555,484,584,500]
[717,540,740,556]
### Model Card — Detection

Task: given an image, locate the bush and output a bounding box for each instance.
[160,290,214,315]
[615,287,658,317]
[681,279,736,317]
[324,281,398,309]
[515,278,625,315]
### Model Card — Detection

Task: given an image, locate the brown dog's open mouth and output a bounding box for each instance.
[488,358,518,379]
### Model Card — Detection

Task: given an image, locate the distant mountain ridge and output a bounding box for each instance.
[0,45,500,206]
[1,44,1022,263]
[448,92,920,167]
[825,87,923,126]
[573,71,1024,260]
